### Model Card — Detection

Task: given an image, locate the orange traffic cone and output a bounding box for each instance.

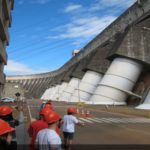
[85,110,91,117]
[81,109,85,117]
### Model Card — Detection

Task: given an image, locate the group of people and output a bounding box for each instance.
[28,100,84,150]
[0,100,84,150]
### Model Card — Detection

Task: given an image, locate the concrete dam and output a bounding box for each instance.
[6,0,150,108]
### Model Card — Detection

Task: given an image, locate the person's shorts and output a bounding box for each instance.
[63,132,74,140]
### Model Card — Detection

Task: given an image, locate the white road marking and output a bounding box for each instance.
[78,117,150,124]
[99,118,112,123]
[86,118,103,123]
[92,117,106,123]
[113,118,127,123]
[79,118,93,123]
[78,119,84,124]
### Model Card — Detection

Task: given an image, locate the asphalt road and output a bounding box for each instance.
[26,99,150,145]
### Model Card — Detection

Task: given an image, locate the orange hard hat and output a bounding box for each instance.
[0,119,15,135]
[0,106,13,116]
[39,107,52,116]
[67,107,77,114]
[44,111,61,124]
[44,103,53,110]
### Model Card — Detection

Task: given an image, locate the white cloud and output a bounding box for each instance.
[100,0,136,7]
[64,4,82,13]
[4,60,49,75]
[90,0,136,11]
[48,0,136,46]
[50,16,116,39]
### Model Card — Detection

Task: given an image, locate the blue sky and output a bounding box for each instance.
[4,0,136,75]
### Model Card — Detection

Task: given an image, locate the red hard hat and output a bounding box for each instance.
[67,107,77,114]
[0,106,13,116]
[0,119,15,135]
[39,108,52,116]
[44,103,53,110]
[44,111,61,124]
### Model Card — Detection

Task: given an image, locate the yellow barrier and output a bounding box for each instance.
[148,110,150,118]
[76,101,87,107]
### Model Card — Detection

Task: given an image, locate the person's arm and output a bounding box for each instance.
[73,117,84,126]
[77,122,84,126]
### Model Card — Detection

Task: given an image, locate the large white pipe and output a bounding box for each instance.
[58,82,68,101]
[136,89,150,110]
[41,89,49,99]
[52,85,61,101]
[49,86,56,99]
[50,85,60,100]
[70,71,103,103]
[60,77,81,102]
[90,58,143,105]
[41,88,52,100]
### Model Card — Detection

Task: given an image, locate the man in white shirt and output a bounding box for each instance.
[62,107,84,149]
[36,111,62,150]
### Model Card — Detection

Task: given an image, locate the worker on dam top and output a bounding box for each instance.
[0,105,24,149]
[0,119,16,150]
[62,107,84,149]
[35,111,62,150]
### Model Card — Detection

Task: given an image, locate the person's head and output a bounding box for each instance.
[0,106,13,121]
[44,111,61,129]
[39,107,52,120]
[46,100,52,104]
[0,119,15,144]
[44,103,53,110]
[67,107,77,115]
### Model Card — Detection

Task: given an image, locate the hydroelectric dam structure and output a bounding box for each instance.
[6,0,150,108]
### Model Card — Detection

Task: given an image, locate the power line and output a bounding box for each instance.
[8,23,103,56]
[8,27,102,62]
[10,41,72,61]
[8,38,70,55]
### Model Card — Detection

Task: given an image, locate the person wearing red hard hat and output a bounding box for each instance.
[0,119,15,150]
[36,111,62,150]
[40,100,53,111]
[0,105,24,148]
[62,107,84,149]
[28,107,51,150]
[44,103,53,110]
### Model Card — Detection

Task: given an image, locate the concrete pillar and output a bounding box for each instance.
[70,71,103,103]
[60,77,81,102]
[90,58,143,105]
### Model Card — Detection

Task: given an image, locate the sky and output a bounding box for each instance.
[4,0,136,76]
